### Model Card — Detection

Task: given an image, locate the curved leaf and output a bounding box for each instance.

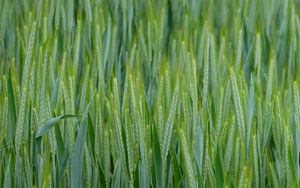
[35,114,78,138]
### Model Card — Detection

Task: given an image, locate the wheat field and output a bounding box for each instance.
[0,0,300,187]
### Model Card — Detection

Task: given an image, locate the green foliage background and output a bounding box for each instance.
[0,0,300,187]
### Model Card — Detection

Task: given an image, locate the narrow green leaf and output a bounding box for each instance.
[71,118,87,188]
[35,114,77,138]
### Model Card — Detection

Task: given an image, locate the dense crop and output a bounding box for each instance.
[0,0,300,187]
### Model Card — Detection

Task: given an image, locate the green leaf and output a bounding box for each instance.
[58,148,69,185]
[71,118,87,188]
[215,146,224,188]
[4,156,11,188]
[7,71,17,141]
[152,125,162,188]
[87,113,95,159]
[35,114,78,138]
[54,121,65,157]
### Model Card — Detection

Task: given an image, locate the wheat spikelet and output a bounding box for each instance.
[125,109,134,180]
[64,168,71,188]
[0,1,8,41]
[179,129,196,188]
[191,57,199,148]
[293,82,300,129]
[158,105,164,147]
[47,98,56,154]
[139,100,150,178]
[165,70,171,107]
[74,19,81,75]
[129,75,146,172]
[112,78,127,176]
[191,58,198,105]
[223,81,232,123]
[221,121,229,148]
[54,0,60,29]
[202,34,210,108]
[49,56,55,86]
[283,124,291,187]
[265,57,274,113]
[24,147,32,187]
[129,75,139,138]
[147,143,153,181]
[230,69,245,140]
[39,52,48,123]
[257,97,263,140]
[224,116,236,172]
[0,76,7,141]
[203,131,209,184]
[62,78,75,152]
[253,135,259,188]
[237,166,247,188]
[161,81,179,163]
[103,130,111,185]
[255,33,261,80]
[268,162,279,188]
[274,95,282,154]
[181,90,191,143]
[29,59,36,103]
[216,88,224,140]
[84,145,92,187]
[0,96,7,141]
[210,33,218,106]
[67,0,74,32]
[95,94,103,161]
[235,29,243,71]
[15,22,36,155]
[85,0,92,23]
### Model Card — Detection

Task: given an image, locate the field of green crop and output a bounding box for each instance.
[1,0,300,187]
